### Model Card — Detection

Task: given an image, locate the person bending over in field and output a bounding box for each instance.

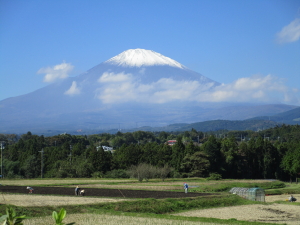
[27,186,34,194]
[289,195,297,202]
[80,189,85,196]
[75,186,80,196]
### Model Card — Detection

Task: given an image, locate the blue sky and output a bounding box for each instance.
[1,0,300,105]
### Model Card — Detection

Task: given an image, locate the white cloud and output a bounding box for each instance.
[95,72,300,105]
[98,72,132,83]
[37,62,74,83]
[276,18,300,43]
[65,81,81,96]
[197,75,299,104]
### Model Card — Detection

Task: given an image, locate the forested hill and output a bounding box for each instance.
[247,107,300,125]
[172,120,278,132]
[0,124,299,181]
[148,107,300,133]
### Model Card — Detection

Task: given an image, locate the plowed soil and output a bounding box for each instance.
[0,186,212,199]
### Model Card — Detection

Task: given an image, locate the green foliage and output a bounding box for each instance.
[104,169,130,178]
[180,152,210,177]
[206,173,222,180]
[91,171,104,178]
[0,206,28,225]
[52,208,75,225]
[2,124,300,181]
[101,194,250,214]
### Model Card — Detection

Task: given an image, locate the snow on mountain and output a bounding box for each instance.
[104,48,185,68]
[2,48,295,134]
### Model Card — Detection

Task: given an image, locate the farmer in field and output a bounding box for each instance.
[75,186,80,196]
[289,195,297,202]
[80,189,85,196]
[27,186,34,194]
[183,182,188,193]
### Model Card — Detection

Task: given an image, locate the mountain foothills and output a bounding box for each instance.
[0,124,299,182]
[0,49,299,134]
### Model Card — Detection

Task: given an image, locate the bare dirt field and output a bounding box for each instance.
[0,185,212,199]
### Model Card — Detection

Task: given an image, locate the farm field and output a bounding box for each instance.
[174,202,300,225]
[0,185,212,198]
[23,213,226,225]
[0,178,275,190]
[2,193,299,225]
[1,178,299,225]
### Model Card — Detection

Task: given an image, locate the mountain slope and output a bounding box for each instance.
[0,48,297,134]
[247,107,300,124]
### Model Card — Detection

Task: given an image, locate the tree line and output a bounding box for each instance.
[0,124,299,181]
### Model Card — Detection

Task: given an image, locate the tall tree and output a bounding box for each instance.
[202,135,222,174]
[171,137,185,171]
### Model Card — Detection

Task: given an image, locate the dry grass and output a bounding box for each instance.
[81,183,182,190]
[174,204,300,225]
[0,179,130,186]
[23,213,223,225]
[0,194,128,207]
[174,195,300,225]
[265,194,300,203]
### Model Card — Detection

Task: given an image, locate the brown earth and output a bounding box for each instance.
[0,185,213,199]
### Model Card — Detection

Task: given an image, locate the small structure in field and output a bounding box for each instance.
[229,187,265,202]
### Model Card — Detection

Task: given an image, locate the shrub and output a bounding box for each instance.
[206,173,222,180]
[91,171,104,178]
[127,164,158,181]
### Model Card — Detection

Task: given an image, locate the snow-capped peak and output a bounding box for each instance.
[104,49,185,68]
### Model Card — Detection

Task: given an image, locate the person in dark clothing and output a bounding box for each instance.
[27,186,34,194]
[289,195,297,202]
[75,186,80,196]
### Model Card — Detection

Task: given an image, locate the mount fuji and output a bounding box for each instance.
[0,49,296,134]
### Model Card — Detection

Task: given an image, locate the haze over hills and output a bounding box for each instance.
[0,49,298,135]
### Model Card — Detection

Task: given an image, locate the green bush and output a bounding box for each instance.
[206,173,222,180]
[91,171,104,178]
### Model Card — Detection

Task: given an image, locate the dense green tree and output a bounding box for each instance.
[113,144,142,169]
[282,146,300,183]
[185,141,199,155]
[21,155,39,178]
[180,151,210,177]
[140,142,159,165]
[201,135,222,174]
[171,137,185,170]
[220,137,239,178]
[156,143,172,167]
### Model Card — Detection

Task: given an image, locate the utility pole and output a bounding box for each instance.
[39,148,44,178]
[1,142,5,179]
[69,145,72,163]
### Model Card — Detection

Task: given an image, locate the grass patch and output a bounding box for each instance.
[190,181,286,193]
[0,194,255,216]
